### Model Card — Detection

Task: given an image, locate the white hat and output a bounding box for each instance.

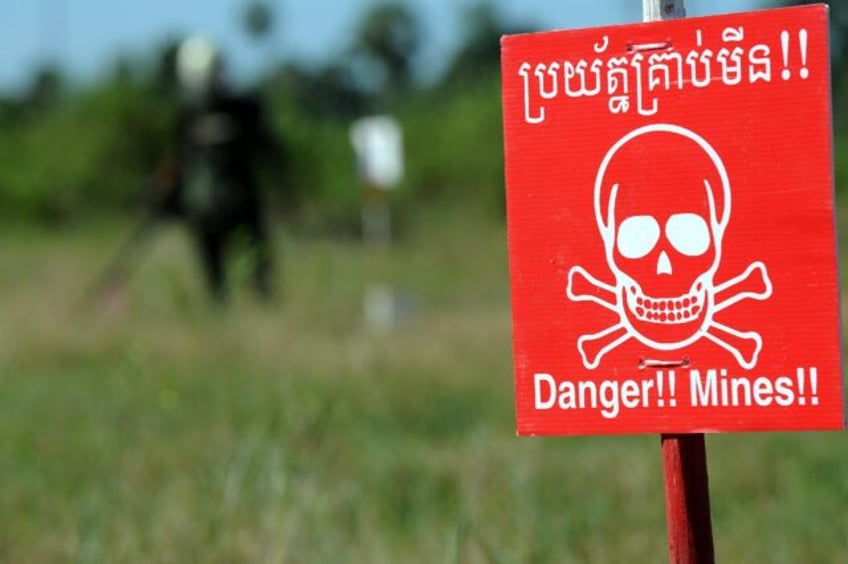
[176,35,221,99]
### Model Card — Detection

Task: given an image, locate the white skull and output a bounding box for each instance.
[594,124,731,349]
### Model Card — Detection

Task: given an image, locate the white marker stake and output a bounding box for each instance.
[350,115,404,331]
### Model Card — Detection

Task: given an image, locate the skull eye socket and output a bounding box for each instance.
[665,213,710,256]
[617,215,660,259]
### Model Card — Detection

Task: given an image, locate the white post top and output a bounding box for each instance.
[643,0,686,22]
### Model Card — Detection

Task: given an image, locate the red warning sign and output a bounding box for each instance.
[501,5,844,435]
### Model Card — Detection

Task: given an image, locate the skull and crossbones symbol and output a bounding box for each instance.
[567,124,773,370]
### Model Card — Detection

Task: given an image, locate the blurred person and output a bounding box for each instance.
[155,35,282,302]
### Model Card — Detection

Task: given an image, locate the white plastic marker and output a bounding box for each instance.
[350,115,405,331]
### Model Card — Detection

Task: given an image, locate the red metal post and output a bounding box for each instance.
[661,434,715,563]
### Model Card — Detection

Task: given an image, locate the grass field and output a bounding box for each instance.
[0,206,847,563]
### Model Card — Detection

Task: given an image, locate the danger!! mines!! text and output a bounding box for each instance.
[533,367,820,420]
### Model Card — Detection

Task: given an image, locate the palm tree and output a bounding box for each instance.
[352,3,421,92]
[242,1,274,43]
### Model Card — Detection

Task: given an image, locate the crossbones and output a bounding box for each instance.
[566,124,773,370]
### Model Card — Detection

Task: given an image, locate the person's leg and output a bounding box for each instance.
[195,228,227,302]
[244,210,273,300]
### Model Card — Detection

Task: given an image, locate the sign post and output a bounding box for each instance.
[501,1,843,561]
[643,4,715,563]
[661,433,713,562]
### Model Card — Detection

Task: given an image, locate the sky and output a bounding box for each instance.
[0,0,767,94]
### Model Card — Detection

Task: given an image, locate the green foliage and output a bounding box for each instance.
[264,69,507,232]
[0,3,512,230]
[0,81,172,222]
[401,74,506,214]
[269,97,361,232]
[4,0,841,230]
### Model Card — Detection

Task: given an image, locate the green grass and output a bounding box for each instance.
[0,206,846,563]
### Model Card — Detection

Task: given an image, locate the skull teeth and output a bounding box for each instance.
[627,286,705,324]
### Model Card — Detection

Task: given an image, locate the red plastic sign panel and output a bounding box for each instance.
[501,5,843,435]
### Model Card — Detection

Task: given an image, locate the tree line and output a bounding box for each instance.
[0,1,842,228]
[0,2,529,230]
